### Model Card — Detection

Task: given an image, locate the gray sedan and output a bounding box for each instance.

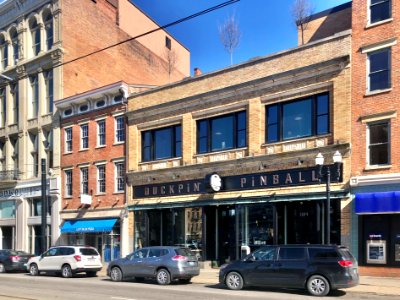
[107,246,200,285]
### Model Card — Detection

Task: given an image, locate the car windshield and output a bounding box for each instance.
[80,248,99,256]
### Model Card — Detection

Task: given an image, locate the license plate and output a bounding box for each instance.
[189,261,196,266]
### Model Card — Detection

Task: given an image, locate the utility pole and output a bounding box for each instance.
[41,159,47,253]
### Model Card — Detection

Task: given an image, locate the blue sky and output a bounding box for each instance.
[132,0,350,75]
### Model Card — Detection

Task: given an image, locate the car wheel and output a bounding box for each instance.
[86,271,97,277]
[156,269,171,285]
[29,264,39,276]
[110,267,123,282]
[61,264,73,278]
[225,271,244,290]
[0,263,6,273]
[307,275,330,296]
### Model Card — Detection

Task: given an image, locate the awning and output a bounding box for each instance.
[61,218,118,233]
[355,192,400,214]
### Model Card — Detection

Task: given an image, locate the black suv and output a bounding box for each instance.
[219,244,359,296]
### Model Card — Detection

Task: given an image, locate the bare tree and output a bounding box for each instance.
[291,0,314,45]
[218,13,241,65]
[163,48,178,82]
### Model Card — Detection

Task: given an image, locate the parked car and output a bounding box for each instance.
[107,246,200,285]
[27,246,102,278]
[0,250,34,273]
[219,244,359,296]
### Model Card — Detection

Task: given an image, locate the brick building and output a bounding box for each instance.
[349,0,400,276]
[126,20,352,265]
[0,0,188,254]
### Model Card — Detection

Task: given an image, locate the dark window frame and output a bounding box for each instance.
[141,124,182,162]
[196,111,247,154]
[265,92,330,143]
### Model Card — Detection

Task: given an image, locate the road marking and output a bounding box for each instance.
[110,297,137,300]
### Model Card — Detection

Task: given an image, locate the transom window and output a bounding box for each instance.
[370,0,391,24]
[142,125,182,162]
[368,121,389,166]
[81,124,89,149]
[115,116,125,143]
[266,93,329,143]
[65,127,72,152]
[197,111,246,154]
[368,48,391,92]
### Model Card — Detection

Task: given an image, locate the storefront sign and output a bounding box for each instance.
[133,165,342,198]
[0,185,44,200]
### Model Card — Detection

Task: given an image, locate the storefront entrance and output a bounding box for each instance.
[133,199,341,265]
[0,226,14,249]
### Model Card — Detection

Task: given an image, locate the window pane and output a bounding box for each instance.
[282,99,312,140]
[267,124,279,142]
[154,128,172,159]
[211,115,234,151]
[175,125,182,157]
[370,71,390,90]
[370,144,389,165]
[267,105,278,124]
[370,123,388,144]
[370,50,389,73]
[237,131,246,148]
[317,94,329,115]
[197,120,208,153]
[237,111,246,131]
[279,247,305,260]
[371,0,391,23]
[317,115,329,135]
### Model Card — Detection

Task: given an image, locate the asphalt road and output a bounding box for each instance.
[0,273,393,300]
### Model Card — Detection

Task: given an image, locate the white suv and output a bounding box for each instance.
[27,246,102,278]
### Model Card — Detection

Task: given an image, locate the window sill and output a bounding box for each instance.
[95,193,106,196]
[64,196,73,199]
[139,157,182,165]
[113,142,125,146]
[194,147,248,157]
[64,152,73,155]
[365,89,392,97]
[365,18,393,29]
[79,148,89,152]
[364,164,392,171]
[96,145,106,149]
[113,191,124,195]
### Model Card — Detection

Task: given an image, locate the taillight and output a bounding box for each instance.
[10,256,20,262]
[172,255,187,261]
[338,260,353,267]
[74,255,82,262]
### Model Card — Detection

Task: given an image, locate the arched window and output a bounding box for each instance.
[43,11,53,51]
[0,34,8,70]
[29,18,40,56]
[10,28,19,65]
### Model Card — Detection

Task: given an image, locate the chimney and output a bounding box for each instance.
[194,67,202,76]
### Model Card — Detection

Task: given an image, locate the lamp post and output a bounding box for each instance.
[315,150,342,245]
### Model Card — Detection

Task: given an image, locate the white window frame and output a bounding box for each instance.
[80,166,89,195]
[366,120,390,167]
[114,160,125,193]
[114,115,125,144]
[80,123,89,149]
[65,127,72,153]
[97,119,106,147]
[96,164,106,194]
[368,0,392,25]
[64,169,73,197]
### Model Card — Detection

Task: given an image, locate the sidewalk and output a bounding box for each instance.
[100,266,400,296]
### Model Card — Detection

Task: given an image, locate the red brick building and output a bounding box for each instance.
[350,0,400,276]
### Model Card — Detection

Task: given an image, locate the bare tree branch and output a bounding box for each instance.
[291,0,314,45]
[218,13,241,65]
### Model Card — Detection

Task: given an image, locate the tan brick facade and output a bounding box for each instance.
[126,32,352,261]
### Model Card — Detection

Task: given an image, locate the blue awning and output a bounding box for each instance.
[61,218,118,233]
[355,192,400,214]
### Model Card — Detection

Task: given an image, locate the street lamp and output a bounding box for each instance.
[315,150,342,245]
